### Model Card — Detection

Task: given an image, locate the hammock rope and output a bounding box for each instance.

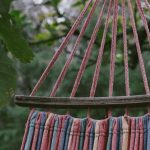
[127,0,150,95]
[122,0,130,115]
[30,0,150,99]
[30,0,92,96]
[136,0,150,44]
[109,0,118,97]
[122,0,130,97]
[50,0,100,97]
[71,0,107,97]
[90,0,113,97]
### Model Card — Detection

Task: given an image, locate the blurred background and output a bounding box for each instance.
[0,0,150,149]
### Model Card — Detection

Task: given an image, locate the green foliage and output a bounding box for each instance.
[0,49,16,106]
[0,0,12,13]
[10,10,27,27]
[0,0,34,105]
[0,106,29,150]
[50,0,61,7]
[0,0,34,63]
[72,1,84,7]
[0,15,34,62]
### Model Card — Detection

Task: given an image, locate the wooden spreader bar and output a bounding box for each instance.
[15,95,150,109]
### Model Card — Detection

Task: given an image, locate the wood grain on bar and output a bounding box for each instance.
[15,95,150,109]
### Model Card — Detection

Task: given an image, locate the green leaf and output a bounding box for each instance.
[72,1,83,7]
[0,50,17,106]
[0,0,34,63]
[0,0,12,13]
[0,15,34,63]
[50,0,61,6]
[10,10,26,27]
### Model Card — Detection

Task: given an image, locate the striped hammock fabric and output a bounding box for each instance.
[21,111,150,150]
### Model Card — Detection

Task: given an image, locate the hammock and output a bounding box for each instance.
[22,111,149,150]
[15,0,150,149]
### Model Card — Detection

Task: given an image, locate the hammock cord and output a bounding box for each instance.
[30,0,92,96]
[90,0,113,97]
[127,0,150,95]
[30,0,150,100]
[106,0,118,117]
[71,0,107,97]
[136,0,150,44]
[50,0,100,97]
[109,0,118,97]
[122,0,130,115]
[122,0,130,96]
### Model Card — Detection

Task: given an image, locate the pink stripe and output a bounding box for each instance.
[57,116,68,150]
[74,120,81,150]
[68,119,81,150]
[47,116,56,149]
[139,117,144,150]
[98,119,108,150]
[41,114,54,150]
[129,118,136,150]
[74,124,81,150]
[54,116,64,150]
[83,119,92,150]
[31,113,41,150]
[68,120,74,150]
